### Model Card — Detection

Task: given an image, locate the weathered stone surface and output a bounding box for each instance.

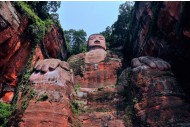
[68,33,122,88]
[68,34,125,126]
[131,56,171,71]
[42,25,67,60]
[75,60,121,88]
[20,101,71,127]
[131,56,190,126]
[0,2,67,103]
[0,1,29,88]
[0,2,20,33]
[88,34,106,50]
[76,86,126,127]
[30,59,72,85]
[68,50,122,88]
[18,59,74,127]
[130,1,190,98]
[85,49,107,64]
[131,2,186,58]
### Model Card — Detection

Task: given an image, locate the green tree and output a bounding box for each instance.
[25,1,61,19]
[64,29,87,56]
[100,26,111,49]
[111,2,133,47]
[100,2,134,49]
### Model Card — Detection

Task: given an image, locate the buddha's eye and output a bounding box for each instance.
[90,36,95,40]
[99,37,104,40]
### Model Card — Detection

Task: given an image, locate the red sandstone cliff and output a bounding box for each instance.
[0,2,67,103]
[18,59,74,127]
[130,56,190,126]
[125,2,190,126]
[128,1,190,96]
[68,50,122,88]
[1,1,190,127]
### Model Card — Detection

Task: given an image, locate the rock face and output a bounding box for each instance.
[85,49,107,64]
[85,34,107,64]
[68,34,122,88]
[131,56,190,126]
[0,1,30,103]
[67,34,126,127]
[42,25,67,60]
[76,86,126,127]
[129,1,190,97]
[72,57,122,88]
[88,34,106,51]
[130,2,185,58]
[18,59,74,127]
[2,2,190,127]
[0,2,67,103]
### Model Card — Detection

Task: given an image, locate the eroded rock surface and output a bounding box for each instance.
[67,34,125,127]
[0,2,67,103]
[18,59,74,127]
[85,34,107,64]
[0,1,30,103]
[75,85,126,127]
[68,34,122,88]
[129,1,190,98]
[42,25,67,60]
[131,56,190,126]
[85,49,107,64]
[88,34,106,51]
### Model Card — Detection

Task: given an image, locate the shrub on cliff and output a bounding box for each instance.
[13,1,61,41]
[25,1,61,20]
[0,102,12,127]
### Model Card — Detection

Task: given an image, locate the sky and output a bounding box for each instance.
[57,1,125,37]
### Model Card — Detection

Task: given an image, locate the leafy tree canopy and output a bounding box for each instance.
[64,29,87,57]
[100,2,134,49]
[25,1,61,20]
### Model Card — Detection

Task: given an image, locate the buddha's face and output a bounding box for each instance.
[88,34,106,50]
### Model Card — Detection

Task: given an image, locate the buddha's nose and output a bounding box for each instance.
[94,40,100,43]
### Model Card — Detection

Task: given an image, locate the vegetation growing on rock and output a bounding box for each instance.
[14,1,60,43]
[1,1,190,127]
[0,1,64,126]
[0,102,12,127]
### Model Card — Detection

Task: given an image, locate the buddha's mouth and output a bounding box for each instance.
[94,40,100,44]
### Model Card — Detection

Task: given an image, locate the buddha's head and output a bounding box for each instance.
[88,34,106,50]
